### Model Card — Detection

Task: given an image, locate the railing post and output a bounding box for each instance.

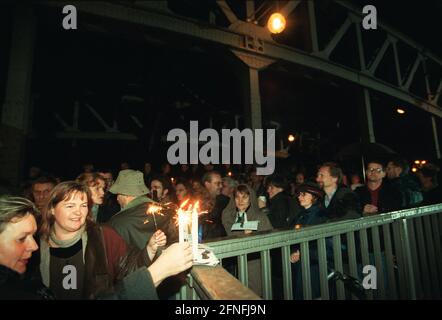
[261,249,273,300]
[179,278,188,300]
[317,238,330,300]
[382,224,398,299]
[332,235,346,299]
[359,228,373,300]
[301,241,312,299]
[430,214,442,292]
[414,216,432,298]
[399,218,417,299]
[371,226,386,299]
[423,215,441,298]
[392,220,407,299]
[238,254,249,287]
[406,218,424,299]
[281,246,293,300]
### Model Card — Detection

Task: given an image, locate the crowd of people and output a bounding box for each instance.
[0,156,441,299]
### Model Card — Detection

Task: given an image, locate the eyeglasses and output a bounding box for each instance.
[367,168,383,174]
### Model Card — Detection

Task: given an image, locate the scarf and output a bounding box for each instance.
[235,211,248,227]
[40,225,88,288]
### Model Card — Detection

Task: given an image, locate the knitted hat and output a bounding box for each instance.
[109,169,149,196]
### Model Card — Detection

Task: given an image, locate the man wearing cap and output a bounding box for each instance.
[108,169,178,250]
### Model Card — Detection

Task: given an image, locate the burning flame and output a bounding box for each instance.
[178,210,190,226]
[144,202,165,225]
[180,198,190,209]
[174,199,207,227]
[147,204,163,215]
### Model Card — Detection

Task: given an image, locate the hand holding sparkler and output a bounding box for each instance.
[146,230,167,260]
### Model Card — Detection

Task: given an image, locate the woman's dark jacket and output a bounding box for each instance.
[0,265,54,300]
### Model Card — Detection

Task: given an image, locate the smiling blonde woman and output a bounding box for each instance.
[38,181,192,300]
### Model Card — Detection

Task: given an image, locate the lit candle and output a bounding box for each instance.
[178,199,190,244]
[192,202,199,260]
[178,208,185,243]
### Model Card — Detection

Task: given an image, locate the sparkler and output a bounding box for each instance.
[144,202,167,230]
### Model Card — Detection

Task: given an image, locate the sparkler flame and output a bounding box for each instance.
[147,204,163,215]
[144,202,166,228]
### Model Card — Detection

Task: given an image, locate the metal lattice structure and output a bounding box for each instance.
[41,0,441,115]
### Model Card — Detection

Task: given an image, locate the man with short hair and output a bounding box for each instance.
[150,175,172,203]
[354,161,402,215]
[316,162,361,221]
[98,169,114,192]
[266,174,298,228]
[143,162,153,186]
[386,158,423,208]
[249,167,266,197]
[416,163,442,205]
[31,176,57,216]
[95,169,119,223]
[221,177,238,198]
[109,170,177,250]
[202,171,222,197]
[201,171,227,239]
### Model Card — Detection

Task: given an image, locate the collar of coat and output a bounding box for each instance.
[120,195,153,213]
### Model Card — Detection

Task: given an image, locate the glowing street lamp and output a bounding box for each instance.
[267,13,286,34]
[397,108,405,114]
[288,134,295,142]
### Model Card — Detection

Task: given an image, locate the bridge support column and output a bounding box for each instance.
[231,50,274,129]
[431,116,441,159]
[0,5,36,186]
[358,88,376,144]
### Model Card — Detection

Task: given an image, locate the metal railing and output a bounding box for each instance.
[177,204,442,300]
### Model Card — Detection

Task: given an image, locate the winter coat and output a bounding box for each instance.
[222,185,273,236]
[354,182,402,214]
[0,265,55,300]
[201,194,229,240]
[322,186,362,222]
[267,192,301,229]
[221,185,273,297]
[109,195,178,250]
[290,204,332,300]
[388,174,423,208]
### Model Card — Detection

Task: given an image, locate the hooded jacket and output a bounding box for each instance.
[222,185,273,236]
